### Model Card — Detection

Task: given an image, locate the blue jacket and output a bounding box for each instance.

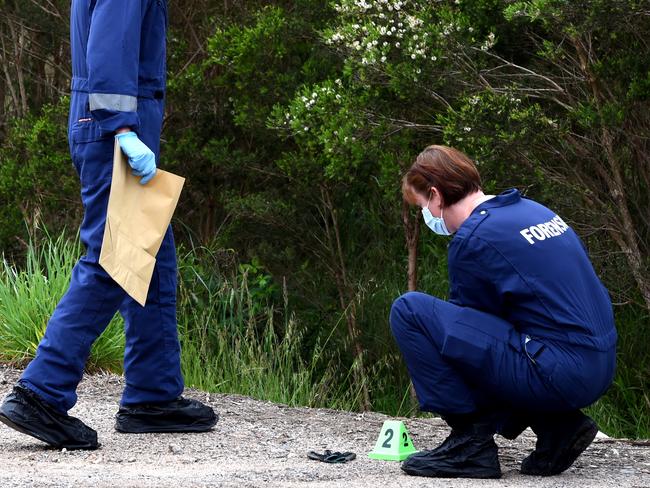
[448,189,617,351]
[70,0,168,135]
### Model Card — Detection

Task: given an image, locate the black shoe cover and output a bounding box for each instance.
[521,411,598,476]
[401,431,501,479]
[0,384,98,450]
[115,396,218,433]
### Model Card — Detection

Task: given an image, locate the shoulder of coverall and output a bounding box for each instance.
[448,188,521,250]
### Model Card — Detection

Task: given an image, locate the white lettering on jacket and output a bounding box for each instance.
[520,216,569,245]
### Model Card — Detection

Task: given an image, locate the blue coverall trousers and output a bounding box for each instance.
[20,91,184,414]
[390,292,616,418]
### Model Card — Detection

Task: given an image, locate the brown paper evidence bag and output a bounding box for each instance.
[99,139,185,306]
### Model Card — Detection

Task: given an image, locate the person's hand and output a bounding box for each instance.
[115,131,157,185]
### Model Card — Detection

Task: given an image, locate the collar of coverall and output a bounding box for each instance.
[473,188,521,211]
[449,188,522,240]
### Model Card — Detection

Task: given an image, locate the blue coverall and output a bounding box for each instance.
[390,189,617,417]
[20,0,183,414]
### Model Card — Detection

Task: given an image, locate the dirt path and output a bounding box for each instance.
[0,365,648,487]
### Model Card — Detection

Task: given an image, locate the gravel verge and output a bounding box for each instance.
[0,365,648,487]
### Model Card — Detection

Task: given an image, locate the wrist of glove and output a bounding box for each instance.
[115,131,157,185]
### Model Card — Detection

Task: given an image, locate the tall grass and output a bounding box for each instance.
[176,246,360,409]
[0,234,361,410]
[0,233,124,371]
[586,304,650,439]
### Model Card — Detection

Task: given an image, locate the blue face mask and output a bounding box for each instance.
[422,194,451,236]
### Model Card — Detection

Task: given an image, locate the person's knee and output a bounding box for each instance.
[390,291,427,337]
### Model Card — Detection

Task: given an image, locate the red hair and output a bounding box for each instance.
[402,145,482,206]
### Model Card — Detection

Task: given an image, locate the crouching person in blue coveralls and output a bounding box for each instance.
[0,0,217,449]
[391,145,616,478]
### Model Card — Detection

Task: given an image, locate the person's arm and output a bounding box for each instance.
[87,0,148,135]
[447,235,506,316]
[87,0,157,184]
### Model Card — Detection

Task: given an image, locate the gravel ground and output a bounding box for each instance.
[0,365,648,488]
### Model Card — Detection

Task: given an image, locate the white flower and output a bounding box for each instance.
[464,126,471,132]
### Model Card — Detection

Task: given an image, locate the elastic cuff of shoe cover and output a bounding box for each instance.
[17,381,67,415]
[442,412,496,434]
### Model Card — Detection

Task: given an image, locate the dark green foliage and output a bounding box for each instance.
[0,98,81,257]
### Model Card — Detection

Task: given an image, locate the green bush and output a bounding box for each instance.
[0,98,79,258]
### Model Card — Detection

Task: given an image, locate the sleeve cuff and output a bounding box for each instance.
[91,109,140,136]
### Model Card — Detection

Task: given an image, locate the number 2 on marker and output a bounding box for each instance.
[382,428,394,448]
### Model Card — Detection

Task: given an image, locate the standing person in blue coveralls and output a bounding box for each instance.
[391,145,616,478]
[0,0,217,449]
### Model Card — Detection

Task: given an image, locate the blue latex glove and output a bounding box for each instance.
[115,131,157,185]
